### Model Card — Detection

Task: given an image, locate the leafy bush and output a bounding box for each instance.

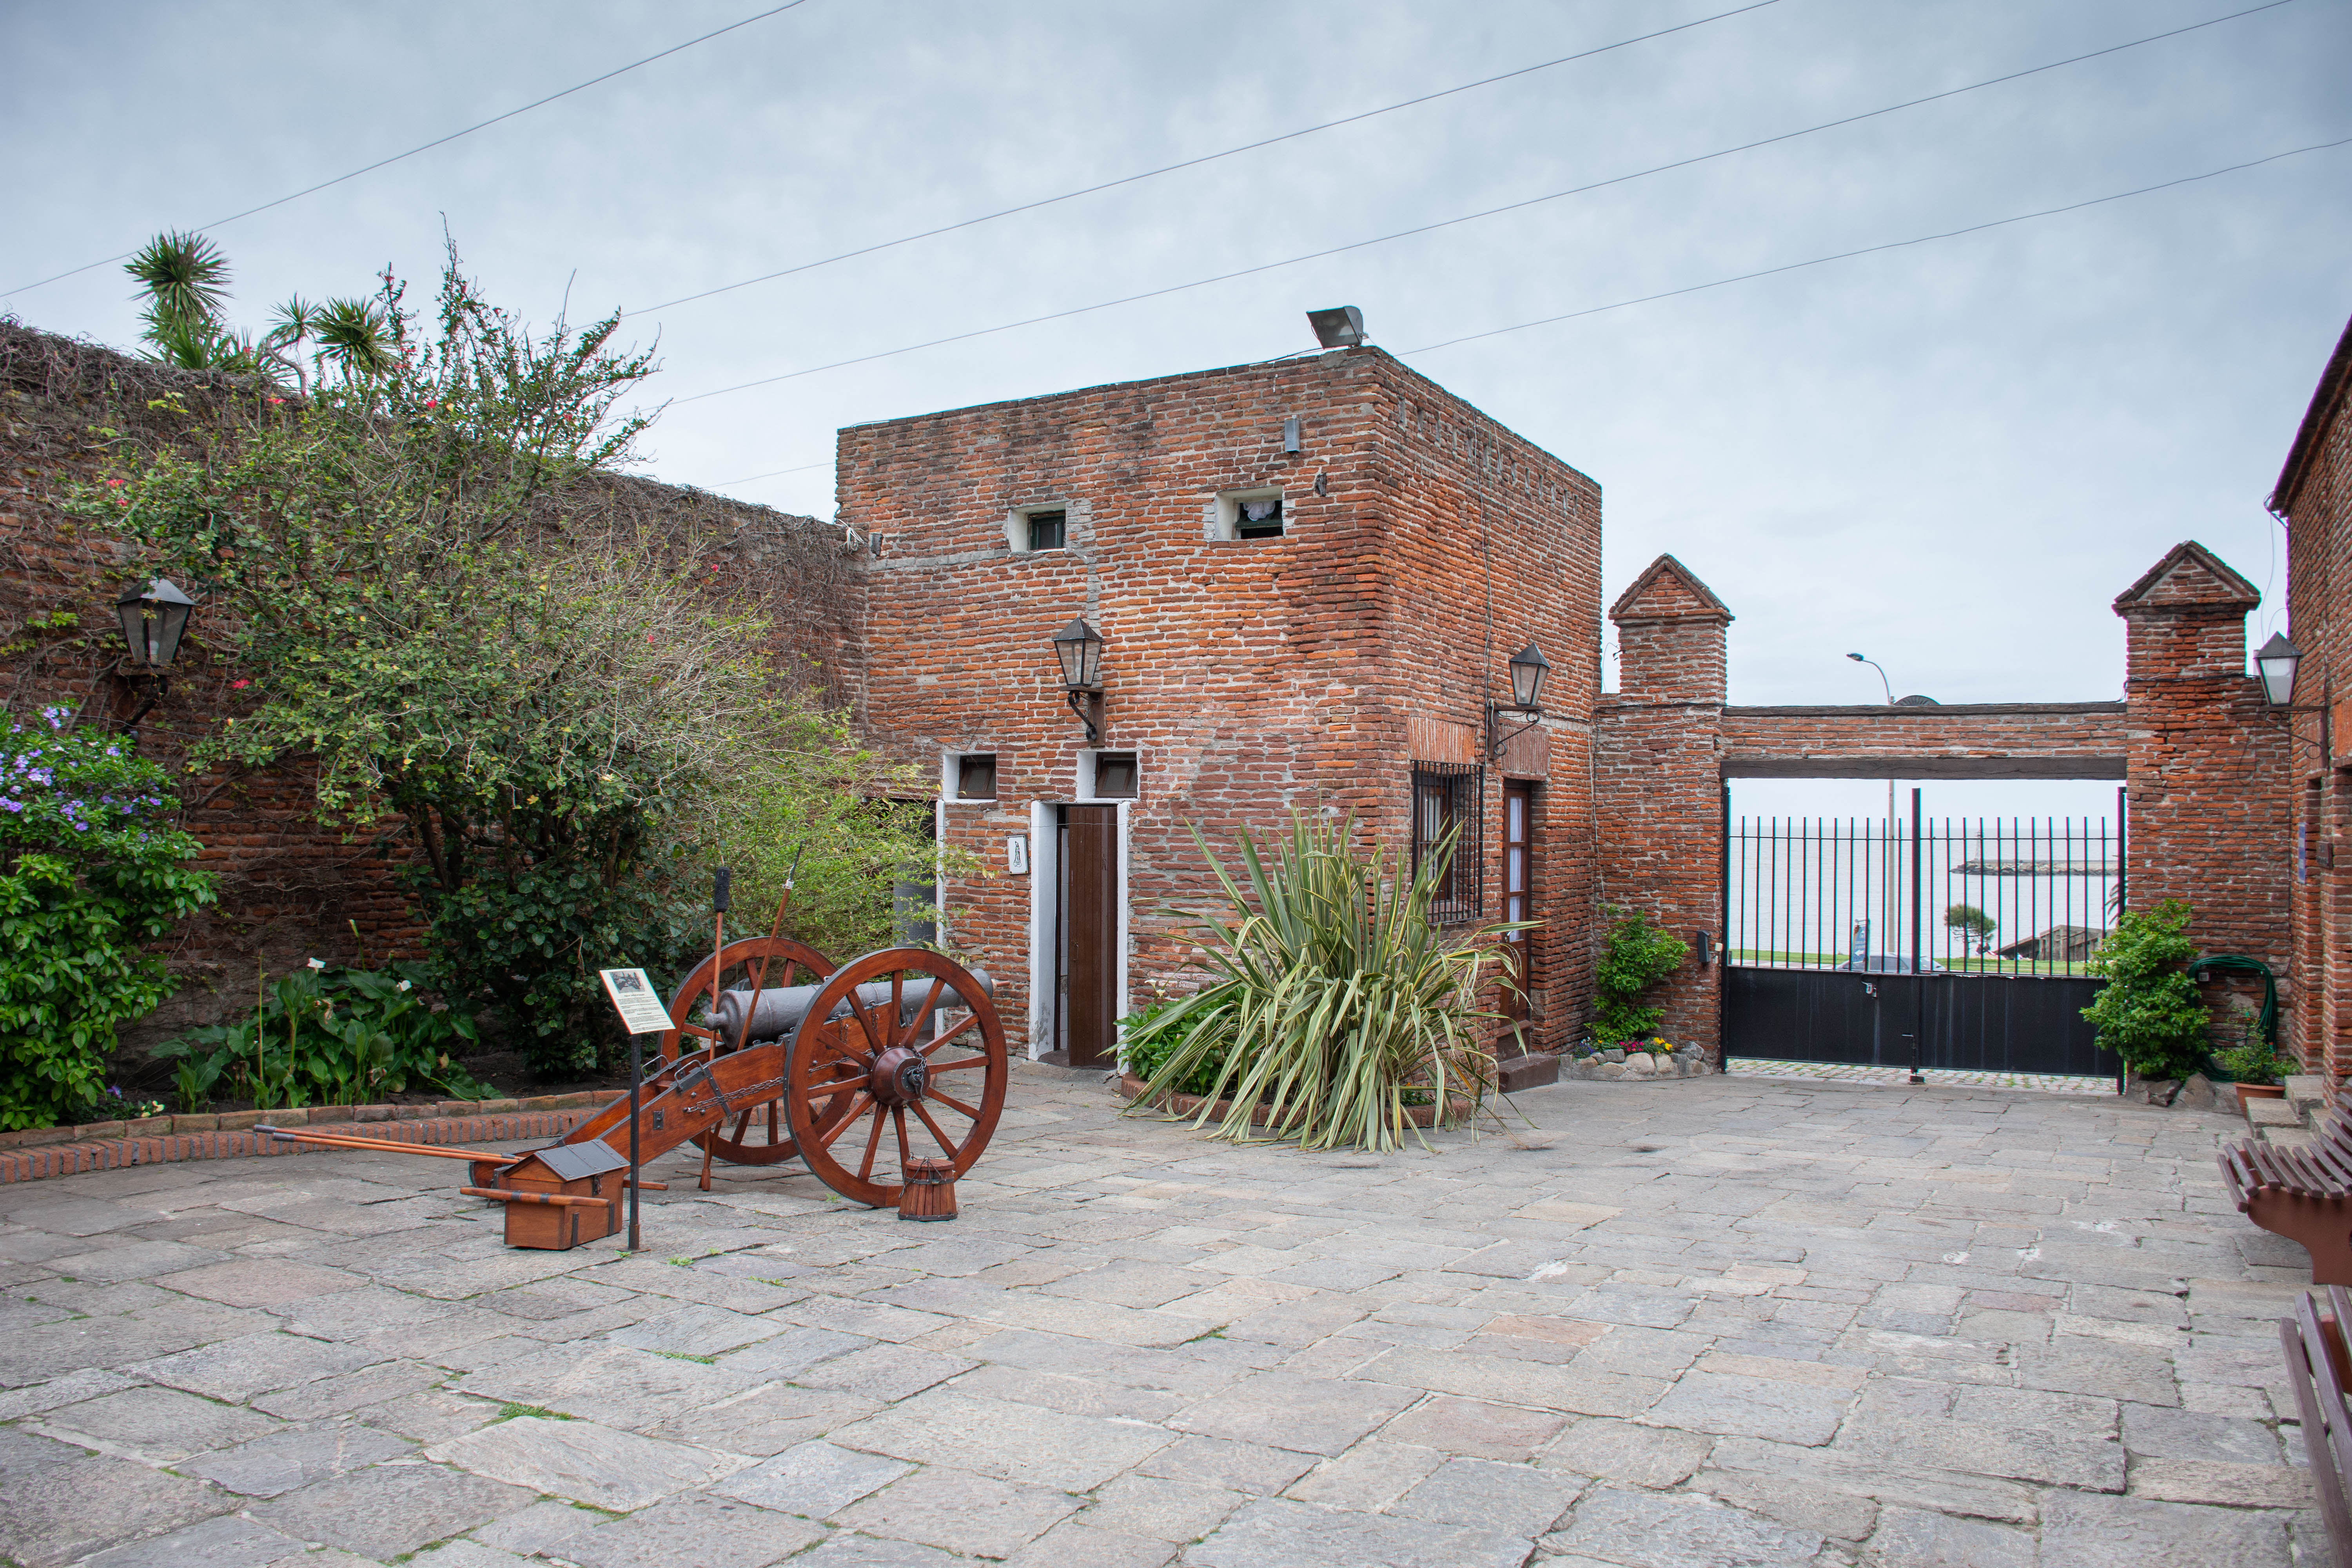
[98,240,908,1078]
[0,710,216,1130]
[156,960,486,1110]
[1594,907,1689,1044]
[1119,995,1230,1096]
[2082,899,2210,1082]
[1122,813,1532,1151]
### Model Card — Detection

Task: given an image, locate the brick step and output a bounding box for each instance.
[2247,1097,2303,1129]
[0,1106,599,1184]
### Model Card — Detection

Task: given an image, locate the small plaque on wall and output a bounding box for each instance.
[2333,701,2352,766]
[1006,835,1030,875]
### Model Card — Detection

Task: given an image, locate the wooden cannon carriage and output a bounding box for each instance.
[269,940,1007,1249]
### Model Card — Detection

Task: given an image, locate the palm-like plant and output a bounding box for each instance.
[313,296,394,384]
[1125,811,1533,1151]
[263,296,324,396]
[127,230,231,333]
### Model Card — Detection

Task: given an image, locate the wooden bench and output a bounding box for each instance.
[2284,1287,2352,1567]
[2221,1106,2352,1285]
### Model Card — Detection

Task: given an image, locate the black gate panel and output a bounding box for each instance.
[1725,968,2114,1078]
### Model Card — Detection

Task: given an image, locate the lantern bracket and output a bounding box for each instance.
[1066,688,1102,744]
[1484,701,1542,761]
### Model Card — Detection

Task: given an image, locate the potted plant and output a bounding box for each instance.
[2210,999,2296,1112]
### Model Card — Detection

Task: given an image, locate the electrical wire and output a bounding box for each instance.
[670,0,2304,406]
[2,1,818,298]
[629,0,1788,317]
[711,460,831,486]
[1394,136,2352,359]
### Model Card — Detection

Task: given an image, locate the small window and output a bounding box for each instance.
[954,753,997,800]
[1026,510,1066,552]
[1411,763,1483,924]
[1235,496,1283,539]
[1093,752,1138,799]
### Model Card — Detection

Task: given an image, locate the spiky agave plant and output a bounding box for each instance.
[1127,811,1533,1151]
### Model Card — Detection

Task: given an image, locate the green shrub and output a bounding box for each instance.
[0,709,215,1129]
[2082,899,2210,1082]
[1594,907,1688,1044]
[1119,995,1230,1096]
[156,960,487,1110]
[1122,812,1533,1151]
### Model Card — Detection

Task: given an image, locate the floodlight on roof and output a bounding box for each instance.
[1306,307,1365,349]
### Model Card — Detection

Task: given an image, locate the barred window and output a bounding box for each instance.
[1411,762,1483,924]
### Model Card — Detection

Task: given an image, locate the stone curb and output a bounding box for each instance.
[0,1106,599,1184]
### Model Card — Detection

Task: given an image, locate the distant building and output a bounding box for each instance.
[1995,925,2104,962]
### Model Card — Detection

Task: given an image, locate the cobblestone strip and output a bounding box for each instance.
[0,1107,596,1183]
[1726,1056,2119,1095]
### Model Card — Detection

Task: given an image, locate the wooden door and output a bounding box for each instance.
[1059,805,1120,1067]
[1502,782,1534,1022]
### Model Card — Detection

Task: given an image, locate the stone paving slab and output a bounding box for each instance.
[0,1065,2316,1564]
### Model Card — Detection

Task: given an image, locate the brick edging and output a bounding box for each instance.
[0,1107,600,1184]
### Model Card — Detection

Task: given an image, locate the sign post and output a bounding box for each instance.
[599,967,673,1251]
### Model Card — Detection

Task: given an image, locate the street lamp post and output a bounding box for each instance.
[1847,653,1899,963]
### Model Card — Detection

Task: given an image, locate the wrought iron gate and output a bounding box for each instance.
[1722,788,2123,1083]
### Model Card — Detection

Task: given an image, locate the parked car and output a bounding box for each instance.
[1833,955,1949,973]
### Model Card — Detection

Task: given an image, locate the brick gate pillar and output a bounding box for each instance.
[1594,555,1731,1057]
[2113,541,2294,1053]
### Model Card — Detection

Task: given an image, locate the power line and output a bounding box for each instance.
[711,461,831,486]
[630,0,1787,318]
[670,0,2300,407]
[1395,136,2352,359]
[2,1,817,299]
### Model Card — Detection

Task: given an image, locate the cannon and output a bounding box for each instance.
[266,938,1009,1248]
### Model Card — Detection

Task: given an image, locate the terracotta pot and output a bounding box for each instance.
[2236,1082,2288,1113]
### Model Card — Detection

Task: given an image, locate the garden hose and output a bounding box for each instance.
[2187,953,2278,1047]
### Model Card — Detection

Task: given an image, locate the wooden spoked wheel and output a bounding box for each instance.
[784,949,1007,1207]
[665,936,835,1167]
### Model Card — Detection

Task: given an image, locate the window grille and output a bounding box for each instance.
[1411,762,1483,924]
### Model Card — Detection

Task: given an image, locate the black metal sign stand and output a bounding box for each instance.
[628,1033,642,1252]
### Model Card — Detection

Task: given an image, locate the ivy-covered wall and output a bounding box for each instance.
[0,321,853,1048]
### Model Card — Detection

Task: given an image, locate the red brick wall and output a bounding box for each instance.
[1594,557,1730,1052]
[2112,543,2294,1051]
[1721,704,2129,779]
[2274,313,2352,1083]
[841,347,1603,1055]
[1594,543,2289,1064]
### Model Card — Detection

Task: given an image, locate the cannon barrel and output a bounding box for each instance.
[713,964,994,1044]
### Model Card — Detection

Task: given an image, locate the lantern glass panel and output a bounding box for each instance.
[2254,632,2302,707]
[1053,619,1102,690]
[1507,643,1551,710]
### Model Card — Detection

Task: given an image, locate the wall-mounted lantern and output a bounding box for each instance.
[2255,632,2304,708]
[117,577,195,672]
[1053,617,1105,742]
[1485,641,1551,759]
[114,577,195,740]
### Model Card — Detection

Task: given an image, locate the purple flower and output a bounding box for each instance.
[0,800,21,813]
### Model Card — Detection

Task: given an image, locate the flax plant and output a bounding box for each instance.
[1126,811,1533,1152]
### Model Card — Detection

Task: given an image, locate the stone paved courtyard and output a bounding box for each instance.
[0,1065,2326,1566]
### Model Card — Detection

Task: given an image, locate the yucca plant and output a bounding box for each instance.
[1125,811,1533,1151]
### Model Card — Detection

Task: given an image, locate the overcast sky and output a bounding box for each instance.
[7,0,2347,806]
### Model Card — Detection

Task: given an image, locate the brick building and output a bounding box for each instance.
[840,344,1603,1065]
[2272,309,2352,1083]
